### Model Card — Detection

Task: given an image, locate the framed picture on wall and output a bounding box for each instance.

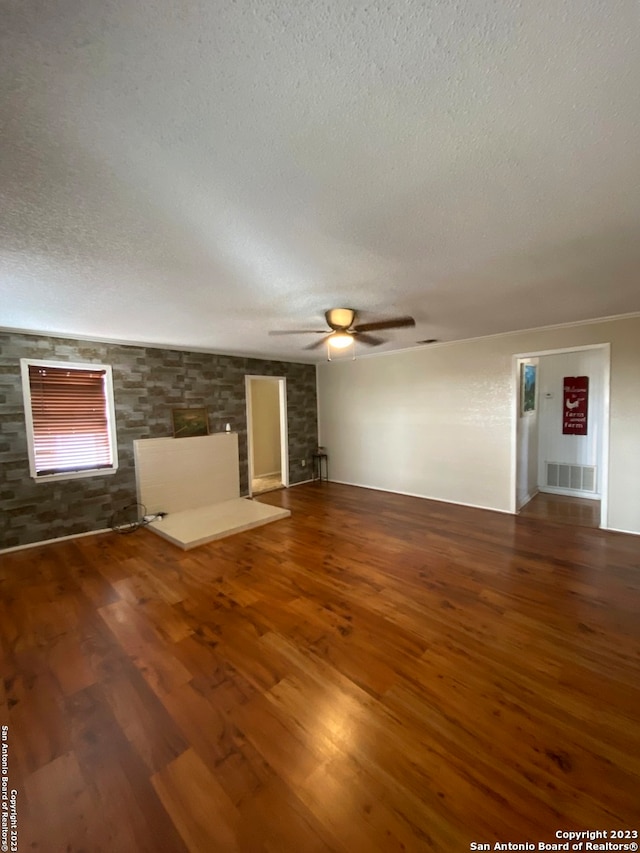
[172,408,209,438]
[520,363,537,415]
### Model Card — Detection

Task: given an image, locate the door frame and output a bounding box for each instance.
[510,343,610,528]
[245,375,289,497]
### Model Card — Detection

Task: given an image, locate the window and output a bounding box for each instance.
[20,359,118,481]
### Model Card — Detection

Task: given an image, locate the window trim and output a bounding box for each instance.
[20,358,119,483]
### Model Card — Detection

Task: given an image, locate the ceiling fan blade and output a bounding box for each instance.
[268,329,327,336]
[303,335,330,351]
[354,332,385,346]
[353,316,415,333]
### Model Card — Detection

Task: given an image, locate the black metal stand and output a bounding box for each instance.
[311,452,328,481]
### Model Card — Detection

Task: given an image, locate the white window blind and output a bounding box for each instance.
[21,360,118,480]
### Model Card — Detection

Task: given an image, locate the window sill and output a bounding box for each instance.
[32,467,118,484]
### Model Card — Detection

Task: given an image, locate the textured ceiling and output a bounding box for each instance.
[1,0,639,362]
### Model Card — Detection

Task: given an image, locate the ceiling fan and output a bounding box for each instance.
[269,308,416,351]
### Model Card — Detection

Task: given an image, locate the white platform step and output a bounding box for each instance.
[147,498,290,550]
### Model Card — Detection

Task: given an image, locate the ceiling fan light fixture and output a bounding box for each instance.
[326,308,355,329]
[328,331,354,349]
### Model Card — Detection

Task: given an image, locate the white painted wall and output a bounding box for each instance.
[317,316,640,535]
[249,379,281,477]
[516,357,539,508]
[537,349,604,496]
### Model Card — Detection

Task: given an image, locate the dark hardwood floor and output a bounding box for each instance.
[519,492,601,528]
[1,482,639,851]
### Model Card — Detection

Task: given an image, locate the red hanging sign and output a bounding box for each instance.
[563,376,589,435]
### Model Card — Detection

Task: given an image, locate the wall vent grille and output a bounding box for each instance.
[546,462,596,493]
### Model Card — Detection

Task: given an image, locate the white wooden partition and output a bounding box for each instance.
[134,433,240,514]
[133,433,290,550]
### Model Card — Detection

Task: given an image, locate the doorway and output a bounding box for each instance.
[512,344,610,529]
[245,376,289,496]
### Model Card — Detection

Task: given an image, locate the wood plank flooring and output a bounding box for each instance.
[1,482,639,851]
[519,492,601,528]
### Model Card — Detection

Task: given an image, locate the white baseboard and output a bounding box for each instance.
[517,488,539,511]
[0,527,110,554]
[539,487,601,501]
[602,526,640,537]
[327,478,514,515]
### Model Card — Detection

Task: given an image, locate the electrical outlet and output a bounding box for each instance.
[301,459,306,467]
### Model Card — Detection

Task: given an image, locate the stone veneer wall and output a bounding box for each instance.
[0,331,318,549]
